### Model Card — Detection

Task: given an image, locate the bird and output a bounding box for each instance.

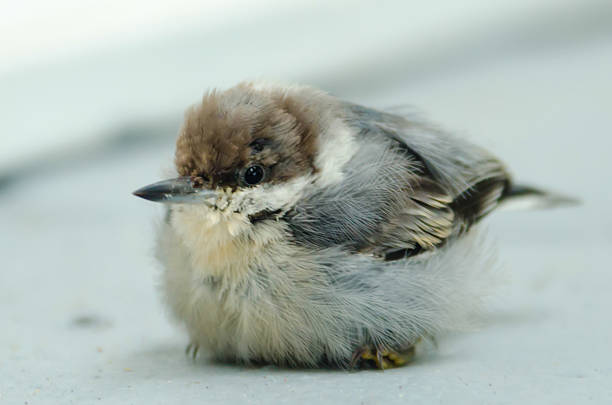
[133,81,573,369]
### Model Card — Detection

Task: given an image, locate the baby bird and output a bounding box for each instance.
[133,82,566,369]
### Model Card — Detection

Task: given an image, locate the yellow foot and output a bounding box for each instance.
[351,345,416,370]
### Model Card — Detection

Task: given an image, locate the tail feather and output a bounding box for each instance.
[499,184,579,211]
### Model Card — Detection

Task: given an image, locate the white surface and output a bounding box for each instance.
[1,2,612,404]
[0,0,602,174]
[0,0,310,75]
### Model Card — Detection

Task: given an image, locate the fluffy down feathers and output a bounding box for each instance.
[151,82,522,368]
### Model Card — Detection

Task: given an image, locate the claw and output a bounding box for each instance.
[192,345,199,360]
[185,342,200,361]
[350,347,366,369]
[376,350,385,370]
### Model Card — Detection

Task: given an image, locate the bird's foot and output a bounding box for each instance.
[350,344,415,370]
[185,342,199,360]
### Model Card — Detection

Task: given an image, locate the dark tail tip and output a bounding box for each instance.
[500,184,580,210]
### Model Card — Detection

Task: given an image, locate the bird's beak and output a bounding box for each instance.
[132,177,218,205]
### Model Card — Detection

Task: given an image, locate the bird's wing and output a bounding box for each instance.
[287,103,510,260]
[346,103,512,260]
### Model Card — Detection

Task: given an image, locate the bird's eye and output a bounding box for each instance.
[242,165,265,186]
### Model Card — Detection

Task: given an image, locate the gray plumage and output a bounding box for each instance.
[134,82,568,369]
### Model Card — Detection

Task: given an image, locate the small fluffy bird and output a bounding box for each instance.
[134,82,568,369]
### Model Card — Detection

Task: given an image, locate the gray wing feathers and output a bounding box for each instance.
[389,182,455,249]
[288,102,511,259]
[345,102,509,197]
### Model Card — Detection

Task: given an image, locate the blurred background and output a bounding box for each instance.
[1,1,611,404]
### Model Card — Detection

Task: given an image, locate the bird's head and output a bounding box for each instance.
[133,83,352,223]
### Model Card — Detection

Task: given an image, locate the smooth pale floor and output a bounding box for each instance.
[2,16,612,405]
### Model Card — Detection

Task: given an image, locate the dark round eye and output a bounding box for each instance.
[243,165,265,186]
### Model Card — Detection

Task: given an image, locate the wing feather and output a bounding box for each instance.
[287,102,511,261]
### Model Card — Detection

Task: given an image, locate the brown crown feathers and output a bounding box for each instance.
[174,84,323,189]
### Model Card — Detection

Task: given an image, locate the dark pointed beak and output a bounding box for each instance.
[132,177,218,205]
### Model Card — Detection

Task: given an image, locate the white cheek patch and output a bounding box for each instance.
[314,119,357,187]
[229,175,313,215]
